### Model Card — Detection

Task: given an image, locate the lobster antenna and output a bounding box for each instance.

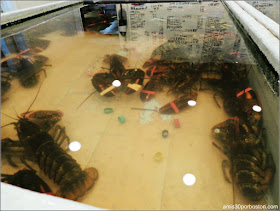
[131,108,158,112]
[246,64,253,77]
[12,106,20,118]
[76,90,97,110]
[232,158,236,207]
[1,112,18,121]
[1,122,15,128]
[26,77,44,113]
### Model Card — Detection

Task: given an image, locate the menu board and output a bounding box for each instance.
[119,2,255,64]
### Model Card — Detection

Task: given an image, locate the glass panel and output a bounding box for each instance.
[1,1,279,210]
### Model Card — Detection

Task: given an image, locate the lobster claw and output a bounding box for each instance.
[140,78,159,102]
[1,169,53,194]
[142,59,156,69]
[236,88,262,135]
[159,89,198,114]
[20,110,63,131]
[124,68,145,95]
[91,73,116,97]
[211,118,239,148]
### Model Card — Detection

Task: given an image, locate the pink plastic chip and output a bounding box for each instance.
[174,119,180,128]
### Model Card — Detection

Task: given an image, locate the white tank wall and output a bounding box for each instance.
[1,0,279,209]
[224,1,279,74]
[1,183,104,210]
[224,0,279,205]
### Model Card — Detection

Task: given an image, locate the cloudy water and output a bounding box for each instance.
[1,2,279,210]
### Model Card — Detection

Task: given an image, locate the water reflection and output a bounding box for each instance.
[1,5,118,98]
[246,0,280,24]
[1,33,51,100]
[80,4,118,34]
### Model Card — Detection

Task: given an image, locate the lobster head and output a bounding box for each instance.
[211,118,240,144]
[16,118,41,140]
[20,110,63,131]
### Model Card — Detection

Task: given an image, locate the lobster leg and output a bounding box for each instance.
[1,169,53,194]
[51,125,70,146]
[140,77,160,102]
[212,141,232,183]
[222,160,232,183]
[91,73,116,97]
[6,154,20,167]
[1,71,13,97]
[20,156,35,171]
[213,93,221,108]
[263,154,275,185]
[2,138,26,167]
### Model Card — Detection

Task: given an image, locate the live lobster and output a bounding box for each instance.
[211,88,275,201]
[1,82,98,200]
[4,113,98,200]
[140,60,233,114]
[92,54,145,97]
[2,110,68,168]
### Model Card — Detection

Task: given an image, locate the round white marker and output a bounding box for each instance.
[69,141,81,152]
[188,100,197,106]
[112,80,121,87]
[183,173,196,186]
[252,105,262,112]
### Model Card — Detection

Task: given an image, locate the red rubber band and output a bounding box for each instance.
[174,119,180,128]
[245,87,252,92]
[170,101,179,113]
[151,66,156,77]
[141,90,156,95]
[236,90,244,97]
[35,47,44,52]
[236,87,252,97]
[18,48,30,55]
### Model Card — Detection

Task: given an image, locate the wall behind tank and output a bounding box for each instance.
[1,0,83,25]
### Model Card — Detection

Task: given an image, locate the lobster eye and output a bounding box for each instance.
[214,128,220,134]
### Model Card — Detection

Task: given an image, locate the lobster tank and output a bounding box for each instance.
[1,1,279,210]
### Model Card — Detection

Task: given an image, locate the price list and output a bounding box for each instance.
[121,2,254,64]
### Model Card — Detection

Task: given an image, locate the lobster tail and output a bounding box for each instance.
[56,167,98,200]
[17,119,98,200]
[35,138,98,200]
